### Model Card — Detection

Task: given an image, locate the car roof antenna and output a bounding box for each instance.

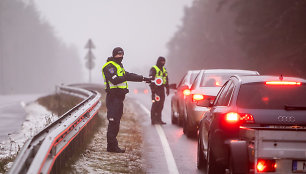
[279,74,283,81]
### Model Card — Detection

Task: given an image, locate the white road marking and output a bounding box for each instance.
[139,103,179,174]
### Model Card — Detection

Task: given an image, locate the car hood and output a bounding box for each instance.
[237,108,306,126]
[191,87,221,96]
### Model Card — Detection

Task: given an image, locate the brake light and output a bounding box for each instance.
[183,89,191,96]
[225,112,239,123]
[265,81,301,86]
[240,113,254,123]
[192,94,204,102]
[225,112,254,124]
[256,159,276,172]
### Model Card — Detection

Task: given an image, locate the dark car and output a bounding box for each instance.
[197,75,306,173]
[171,70,200,125]
[183,69,259,137]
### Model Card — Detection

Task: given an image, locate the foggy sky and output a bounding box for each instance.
[31,0,193,82]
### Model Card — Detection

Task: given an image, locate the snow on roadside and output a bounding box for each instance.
[0,101,58,159]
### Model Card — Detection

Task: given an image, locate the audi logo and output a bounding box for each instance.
[278,116,296,123]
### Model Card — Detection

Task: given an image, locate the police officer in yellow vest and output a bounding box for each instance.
[102,47,151,153]
[149,56,169,125]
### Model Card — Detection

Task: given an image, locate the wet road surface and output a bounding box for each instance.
[129,92,204,174]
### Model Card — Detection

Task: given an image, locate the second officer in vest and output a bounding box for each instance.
[102,47,151,153]
[149,56,169,124]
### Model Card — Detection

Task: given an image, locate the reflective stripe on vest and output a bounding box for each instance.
[153,65,167,84]
[102,61,128,89]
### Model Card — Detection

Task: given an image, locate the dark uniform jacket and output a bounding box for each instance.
[103,57,144,96]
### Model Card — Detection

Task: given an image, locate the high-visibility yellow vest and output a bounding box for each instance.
[152,65,167,84]
[102,61,128,89]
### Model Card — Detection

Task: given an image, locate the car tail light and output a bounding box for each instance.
[192,94,204,102]
[240,113,254,123]
[225,112,254,124]
[256,159,276,172]
[265,81,301,86]
[225,112,239,123]
[183,89,191,96]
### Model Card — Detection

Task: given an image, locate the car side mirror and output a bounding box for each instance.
[196,98,214,107]
[169,83,177,89]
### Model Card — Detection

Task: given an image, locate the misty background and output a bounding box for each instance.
[1,0,306,94]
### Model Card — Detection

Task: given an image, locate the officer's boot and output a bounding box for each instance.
[157,112,166,124]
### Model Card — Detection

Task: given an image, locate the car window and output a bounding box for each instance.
[237,83,306,109]
[177,73,187,87]
[214,81,232,106]
[189,72,199,84]
[190,72,201,90]
[200,72,253,87]
[222,82,235,106]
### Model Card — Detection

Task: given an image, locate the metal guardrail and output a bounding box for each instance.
[8,85,101,174]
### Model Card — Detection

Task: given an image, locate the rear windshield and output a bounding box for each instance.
[200,73,250,87]
[237,83,306,109]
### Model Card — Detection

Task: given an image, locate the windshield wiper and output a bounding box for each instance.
[284,105,306,110]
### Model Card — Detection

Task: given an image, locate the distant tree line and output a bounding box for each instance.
[0,0,83,94]
[167,0,306,82]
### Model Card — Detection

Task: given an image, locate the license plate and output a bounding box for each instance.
[292,160,306,172]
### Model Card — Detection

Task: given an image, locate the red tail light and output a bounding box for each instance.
[256,159,276,172]
[225,112,239,123]
[183,89,191,96]
[192,94,204,102]
[240,113,254,123]
[225,112,254,124]
[265,81,301,86]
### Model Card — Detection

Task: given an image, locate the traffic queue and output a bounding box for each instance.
[170,69,306,174]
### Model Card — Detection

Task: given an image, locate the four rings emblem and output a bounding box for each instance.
[278,116,296,123]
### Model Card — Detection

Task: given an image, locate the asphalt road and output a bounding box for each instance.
[129,92,204,174]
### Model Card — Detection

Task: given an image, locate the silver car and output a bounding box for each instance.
[171,70,200,126]
[183,69,259,137]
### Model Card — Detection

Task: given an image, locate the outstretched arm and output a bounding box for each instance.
[125,71,144,82]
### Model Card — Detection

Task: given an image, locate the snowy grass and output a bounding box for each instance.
[0,93,84,173]
[0,87,144,173]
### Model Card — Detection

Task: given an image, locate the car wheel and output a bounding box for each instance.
[207,145,225,174]
[229,155,236,174]
[171,106,177,125]
[178,112,184,127]
[171,110,176,124]
[185,115,197,138]
[197,135,206,169]
[183,116,187,134]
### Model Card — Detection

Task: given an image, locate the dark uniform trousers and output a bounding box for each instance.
[106,93,125,149]
[151,87,165,123]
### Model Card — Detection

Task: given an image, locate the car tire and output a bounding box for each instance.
[185,115,197,138]
[229,155,236,174]
[197,135,206,169]
[171,105,178,125]
[207,145,225,174]
[178,116,183,127]
[171,110,176,124]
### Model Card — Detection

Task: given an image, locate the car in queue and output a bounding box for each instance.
[197,75,306,174]
[171,70,200,126]
[183,69,259,137]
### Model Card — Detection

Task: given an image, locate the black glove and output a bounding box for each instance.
[143,77,152,83]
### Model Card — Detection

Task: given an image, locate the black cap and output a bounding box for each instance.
[157,56,165,62]
[112,47,124,57]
